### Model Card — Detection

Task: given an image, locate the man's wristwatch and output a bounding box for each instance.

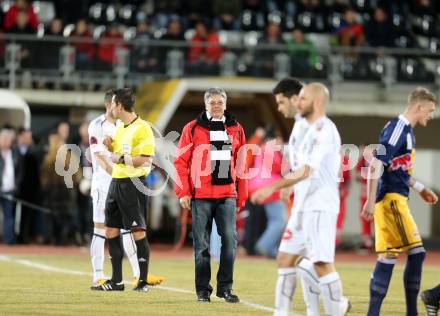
[118,154,125,164]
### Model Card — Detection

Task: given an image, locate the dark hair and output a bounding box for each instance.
[2,123,15,131]
[114,88,135,112]
[17,127,30,134]
[272,77,303,98]
[104,89,115,104]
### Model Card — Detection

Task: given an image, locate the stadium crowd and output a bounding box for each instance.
[0,0,439,80]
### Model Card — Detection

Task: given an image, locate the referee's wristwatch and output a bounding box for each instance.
[118,154,125,164]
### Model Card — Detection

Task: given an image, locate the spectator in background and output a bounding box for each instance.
[97,24,125,72]
[188,21,223,75]
[364,7,397,47]
[4,0,39,32]
[158,19,185,72]
[248,126,287,259]
[130,20,158,73]
[57,121,70,143]
[161,19,185,42]
[286,28,318,77]
[255,22,284,77]
[41,130,80,245]
[71,19,95,71]
[8,11,36,69]
[335,7,365,51]
[16,128,41,244]
[0,129,21,245]
[212,0,241,30]
[76,121,92,245]
[40,18,64,70]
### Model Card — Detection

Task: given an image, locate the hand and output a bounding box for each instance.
[180,195,191,210]
[111,153,122,164]
[420,188,438,205]
[103,136,113,151]
[361,199,375,221]
[251,187,274,205]
[280,187,291,203]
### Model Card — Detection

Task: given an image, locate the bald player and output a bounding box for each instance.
[252,83,349,315]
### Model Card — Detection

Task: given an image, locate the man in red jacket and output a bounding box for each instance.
[174,87,247,303]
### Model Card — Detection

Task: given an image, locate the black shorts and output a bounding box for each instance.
[105,177,148,231]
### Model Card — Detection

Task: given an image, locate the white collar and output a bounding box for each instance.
[398,114,410,125]
[206,111,225,122]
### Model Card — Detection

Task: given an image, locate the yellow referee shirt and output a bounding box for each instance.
[111,116,155,179]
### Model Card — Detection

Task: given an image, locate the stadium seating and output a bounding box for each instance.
[1,0,439,88]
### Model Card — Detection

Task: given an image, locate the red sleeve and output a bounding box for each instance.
[28,8,39,31]
[188,37,202,64]
[235,125,248,207]
[4,6,18,30]
[174,122,194,199]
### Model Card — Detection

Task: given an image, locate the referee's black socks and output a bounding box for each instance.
[135,237,150,282]
[108,235,123,283]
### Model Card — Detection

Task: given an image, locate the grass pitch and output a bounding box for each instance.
[0,252,439,315]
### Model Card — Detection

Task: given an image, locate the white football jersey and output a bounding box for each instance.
[296,116,341,214]
[287,115,311,213]
[88,114,118,193]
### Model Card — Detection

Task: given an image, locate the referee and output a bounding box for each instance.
[99,88,155,292]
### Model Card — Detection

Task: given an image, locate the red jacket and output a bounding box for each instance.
[98,32,125,64]
[4,5,39,31]
[174,111,248,207]
[188,33,224,64]
[72,31,95,58]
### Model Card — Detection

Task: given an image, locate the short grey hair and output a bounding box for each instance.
[204,87,227,105]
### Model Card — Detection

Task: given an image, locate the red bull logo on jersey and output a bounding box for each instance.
[388,153,413,173]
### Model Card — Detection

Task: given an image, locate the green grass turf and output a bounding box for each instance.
[0,254,439,315]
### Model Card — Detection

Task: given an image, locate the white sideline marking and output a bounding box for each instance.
[0,255,294,314]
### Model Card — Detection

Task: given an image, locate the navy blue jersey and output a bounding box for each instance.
[376,115,415,202]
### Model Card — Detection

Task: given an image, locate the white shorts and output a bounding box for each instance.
[303,211,337,263]
[278,211,306,255]
[92,188,108,224]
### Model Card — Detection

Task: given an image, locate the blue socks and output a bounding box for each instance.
[430,283,440,301]
[404,247,426,316]
[367,248,426,316]
[367,257,396,316]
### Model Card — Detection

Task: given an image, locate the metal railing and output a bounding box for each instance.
[1,33,439,90]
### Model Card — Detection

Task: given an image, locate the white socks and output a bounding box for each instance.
[297,258,321,316]
[319,272,343,316]
[91,228,142,282]
[274,267,297,316]
[91,228,106,282]
[121,230,140,278]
